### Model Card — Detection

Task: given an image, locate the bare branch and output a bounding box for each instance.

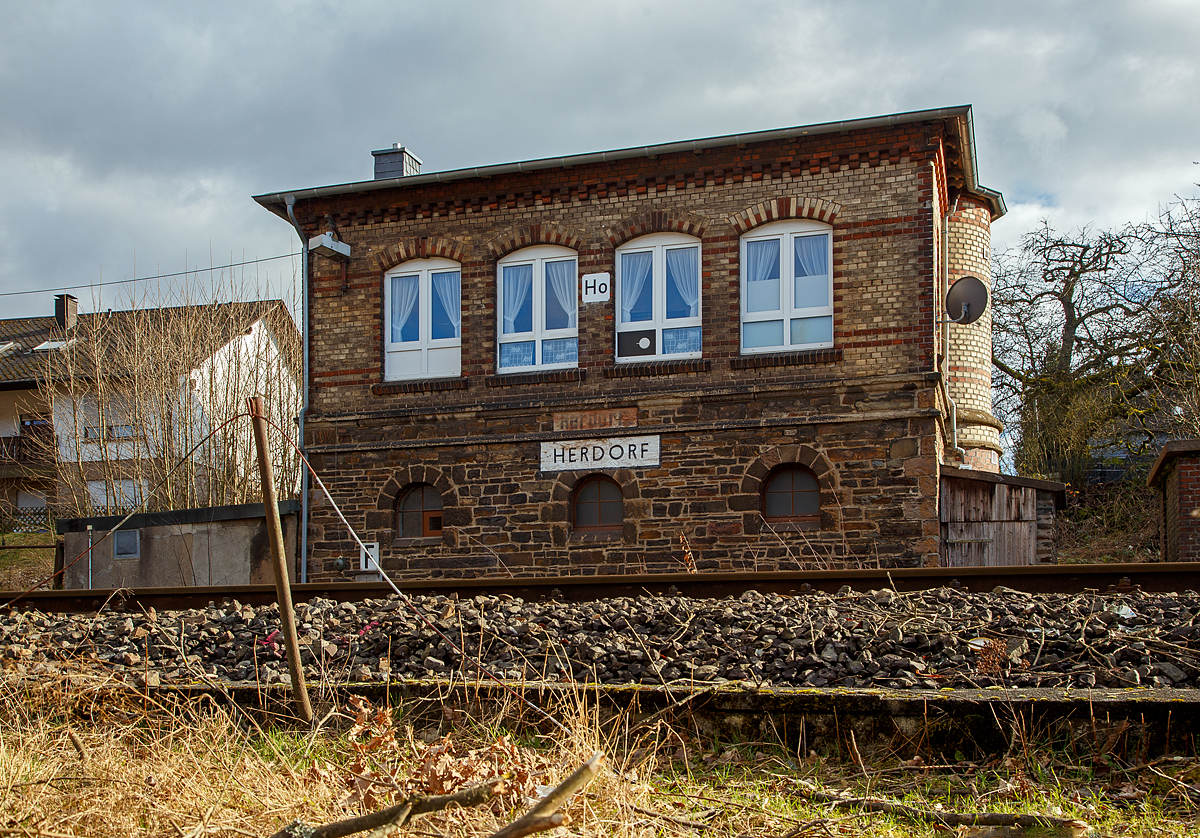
[488,751,605,838]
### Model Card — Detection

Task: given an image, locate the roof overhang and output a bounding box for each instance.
[1147,439,1200,487]
[941,465,1067,509]
[254,105,1004,222]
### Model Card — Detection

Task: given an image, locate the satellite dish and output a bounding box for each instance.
[945,276,988,325]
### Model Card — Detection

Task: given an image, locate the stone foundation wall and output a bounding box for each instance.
[306,378,941,579]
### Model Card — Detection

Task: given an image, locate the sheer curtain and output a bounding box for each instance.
[745,239,780,312]
[431,271,461,339]
[501,265,532,335]
[794,234,829,309]
[620,252,653,322]
[544,260,577,330]
[666,247,699,318]
[390,275,419,343]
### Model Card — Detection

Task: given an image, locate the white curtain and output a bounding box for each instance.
[502,264,533,335]
[544,260,577,330]
[794,234,829,309]
[432,271,461,338]
[666,247,700,318]
[745,239,780,312]
[794,234,828,276]
[620,251,653,323]
[390,274,419,343]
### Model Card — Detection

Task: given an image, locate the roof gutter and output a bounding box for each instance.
[254,105,1004,220]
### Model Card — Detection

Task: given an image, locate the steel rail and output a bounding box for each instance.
[3,563,1198,614]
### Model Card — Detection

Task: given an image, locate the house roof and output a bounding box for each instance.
[1147,439,1200,487]
[0,300,299,390]
[254,105,1005,222]
[940,465,1068,509]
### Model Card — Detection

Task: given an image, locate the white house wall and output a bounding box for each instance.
[0,389,44,437]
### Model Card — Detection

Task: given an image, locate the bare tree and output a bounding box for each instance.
[993,200,1200,481]
[40,285,300,517]
[1124,199,1200,440]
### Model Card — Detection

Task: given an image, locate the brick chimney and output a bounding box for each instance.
[372,144,422,180]
[54,294,78,331]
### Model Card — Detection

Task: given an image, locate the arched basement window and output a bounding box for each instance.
[397,483,443,538]
[762,465,819,523]
[572,475,623,531]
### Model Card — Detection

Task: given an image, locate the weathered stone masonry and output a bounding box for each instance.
[255,108,1005,581]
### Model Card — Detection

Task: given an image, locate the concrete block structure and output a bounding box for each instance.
[256,106,1010,580]
[56,501,300,588]
[1148,440,1200,562]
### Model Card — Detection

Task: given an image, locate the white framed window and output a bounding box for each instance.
[615,233,702,362]
[497,246,578,372]
[740,219,833,353]
[384,258,462,381]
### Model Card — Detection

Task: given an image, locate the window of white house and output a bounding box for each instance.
[384,257,462,381]
[497,246,578,372]
[615,233,702,362]
[86,478,146,512]
[740,219,833,353]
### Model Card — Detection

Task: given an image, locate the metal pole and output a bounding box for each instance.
[285,196,310,585]
[248,395,313,723]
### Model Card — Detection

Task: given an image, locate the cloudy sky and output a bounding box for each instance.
[1,0,1197,319]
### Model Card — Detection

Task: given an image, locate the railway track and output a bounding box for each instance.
[4,562,1198,614]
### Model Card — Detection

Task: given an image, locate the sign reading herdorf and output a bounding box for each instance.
[541,435,660,472]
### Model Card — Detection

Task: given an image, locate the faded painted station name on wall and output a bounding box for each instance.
[540,435,660,472]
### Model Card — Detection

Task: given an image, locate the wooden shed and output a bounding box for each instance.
[939,467,1066,567]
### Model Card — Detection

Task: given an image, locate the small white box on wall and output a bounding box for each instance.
[360,542,380,572]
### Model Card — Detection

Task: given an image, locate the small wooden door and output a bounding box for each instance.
[940,477,1037,567]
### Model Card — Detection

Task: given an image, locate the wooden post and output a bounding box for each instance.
[248,395,313,723]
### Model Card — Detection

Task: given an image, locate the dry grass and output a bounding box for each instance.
[3,665,1199,837]
[0,534,55,591]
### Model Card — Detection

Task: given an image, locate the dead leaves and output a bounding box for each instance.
[307,695,555,817]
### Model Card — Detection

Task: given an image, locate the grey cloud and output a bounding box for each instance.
[1,0,1198,316]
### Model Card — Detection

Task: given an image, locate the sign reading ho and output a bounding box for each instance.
[581,272,611,304]
[541,435,660,472]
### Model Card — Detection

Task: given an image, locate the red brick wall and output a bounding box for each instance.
[1171,457,1200,561]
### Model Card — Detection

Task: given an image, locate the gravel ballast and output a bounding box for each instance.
[3,585,1199,691]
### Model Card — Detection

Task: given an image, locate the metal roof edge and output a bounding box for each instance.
[1147,438,1200,487]
[254,105,997,219]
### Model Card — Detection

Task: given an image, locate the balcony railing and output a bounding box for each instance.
[3,506,53,533]
[0,424,55,465]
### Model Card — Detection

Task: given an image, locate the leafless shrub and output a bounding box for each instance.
[36,275,300,517]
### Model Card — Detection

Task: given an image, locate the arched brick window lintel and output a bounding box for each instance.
[605,210,711,248]
[549,469,640,502]
[740,445,834,494]
[729,197,842,236]
[486,223,586,260]
[374,237,469,273]
[376,465,455,510]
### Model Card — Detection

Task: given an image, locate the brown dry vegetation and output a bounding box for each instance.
[1057,482,1159,564]
[0,534,54,591]
[3,664,1200,838]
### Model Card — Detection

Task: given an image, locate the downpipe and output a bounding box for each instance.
[285,195,310,584]
[937,162,967,465]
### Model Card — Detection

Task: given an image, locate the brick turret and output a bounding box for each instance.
[946,196,1002,471]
